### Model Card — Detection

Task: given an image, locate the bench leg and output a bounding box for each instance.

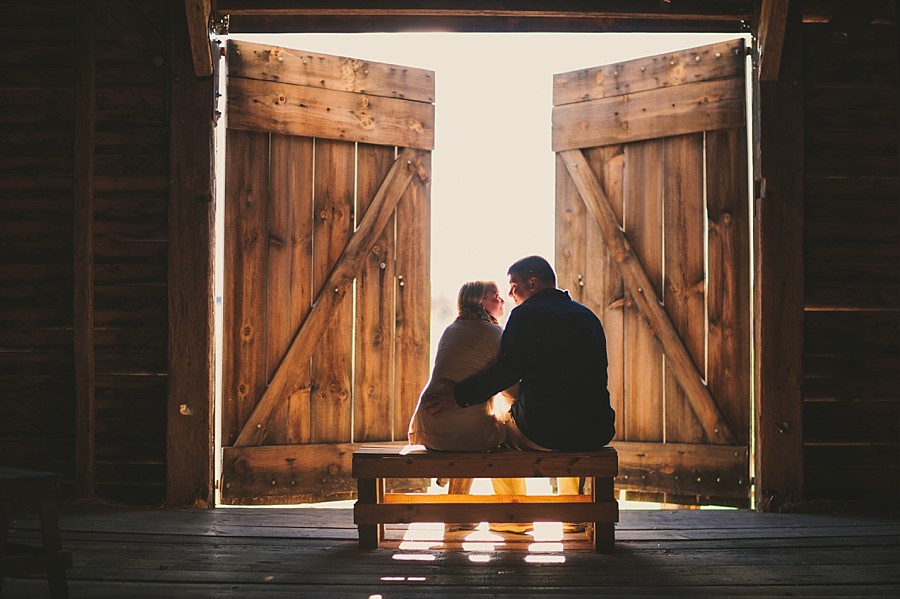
[592,476,615,552]
[357,478,383,549]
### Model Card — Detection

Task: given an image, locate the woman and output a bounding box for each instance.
[408,280,512,452]
[408,280,528,533]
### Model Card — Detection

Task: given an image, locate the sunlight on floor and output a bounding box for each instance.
[390,477,582,563]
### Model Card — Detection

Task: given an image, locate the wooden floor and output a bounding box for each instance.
[4,503,900,598]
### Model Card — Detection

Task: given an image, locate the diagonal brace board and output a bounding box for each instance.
[234,147,426,447]
[559,149,737,445]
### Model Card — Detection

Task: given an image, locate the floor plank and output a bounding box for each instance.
[4,506,899,598]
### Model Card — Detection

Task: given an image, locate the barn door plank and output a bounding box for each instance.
[393,152,431,439]
[707,128,751,445]
[310,139,355,444]
[555,153,586,305]
[584,146,626,433]
[267,134,314,445]
[623,140,665,443]
[223,129,270,447]
[354,144,396,443]
[552,39,746,106]
[233,147,425,447]
[560,148,737,445]
[663,134,707,444]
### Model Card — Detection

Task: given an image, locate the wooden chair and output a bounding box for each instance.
[352,445,618,551]
[1,468,72,598]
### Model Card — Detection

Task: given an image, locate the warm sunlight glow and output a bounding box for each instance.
[528,542,565,553]
[398,540,443,550]
[391,554,437,562]
[212,32,749,502]
[461,541,501,551]
[525,555,567,564]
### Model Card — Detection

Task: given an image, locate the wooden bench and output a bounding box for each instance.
[352,445,618,552]
[1,467,72,599]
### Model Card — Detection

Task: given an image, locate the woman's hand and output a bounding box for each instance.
[421,378,457,415]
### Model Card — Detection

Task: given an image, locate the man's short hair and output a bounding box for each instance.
[508,255,556,287]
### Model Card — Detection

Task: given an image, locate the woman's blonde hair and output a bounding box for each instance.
[457,280,498,313]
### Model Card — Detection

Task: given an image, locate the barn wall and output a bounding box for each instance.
[801,12,900,504]
[0,0,897,509]
[0,0,173,504]
[0,1,78,489]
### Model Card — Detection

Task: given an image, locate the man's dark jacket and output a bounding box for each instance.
[454,288,615,450]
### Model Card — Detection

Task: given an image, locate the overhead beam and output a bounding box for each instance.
[216,0,752,20]
[215,0,753,33]
[184,0,214,77]
[757,0,789,81]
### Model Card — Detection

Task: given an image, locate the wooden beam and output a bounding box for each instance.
[757,0,789,81]
[233,148,426,447]
[74,3,97,500]
[216,1,754,33]
[754,0,804,512]
[227,77,435,150]
[217,0,750,19]
[553,39,746,106]
[560,149,737,446]
[614,441,749,499]
[184,0,214,77]
[552,77,745,151]
[221,442,358,502]
[167,0,217,507]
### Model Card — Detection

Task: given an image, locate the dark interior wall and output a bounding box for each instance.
[0,0,171,504]
[0,0,78,489]
[801,12,900,503]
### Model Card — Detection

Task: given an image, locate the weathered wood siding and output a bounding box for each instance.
[0,0,171,504]
[0,1,78,484]
[801,16,900,503]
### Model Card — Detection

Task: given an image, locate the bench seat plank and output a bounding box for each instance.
[352,447,618,479]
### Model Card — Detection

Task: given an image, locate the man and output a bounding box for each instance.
[425,255,615,451]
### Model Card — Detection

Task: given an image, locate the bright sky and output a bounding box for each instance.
[229,32,743,303]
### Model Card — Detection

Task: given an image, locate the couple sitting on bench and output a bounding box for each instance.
[408,255,616,534]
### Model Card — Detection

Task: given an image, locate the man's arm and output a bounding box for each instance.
[454,309,527,407]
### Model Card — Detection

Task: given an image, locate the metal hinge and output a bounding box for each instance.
[211,14,230,36]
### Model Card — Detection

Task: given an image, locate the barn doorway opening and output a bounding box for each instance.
[212,32,754,510]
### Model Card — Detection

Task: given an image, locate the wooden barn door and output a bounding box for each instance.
[553,39,752,507]
[220,40,433,504]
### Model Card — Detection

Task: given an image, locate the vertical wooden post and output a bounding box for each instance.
[74,3,96,500]
[754,0,805,511]
[167,0,216,507]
